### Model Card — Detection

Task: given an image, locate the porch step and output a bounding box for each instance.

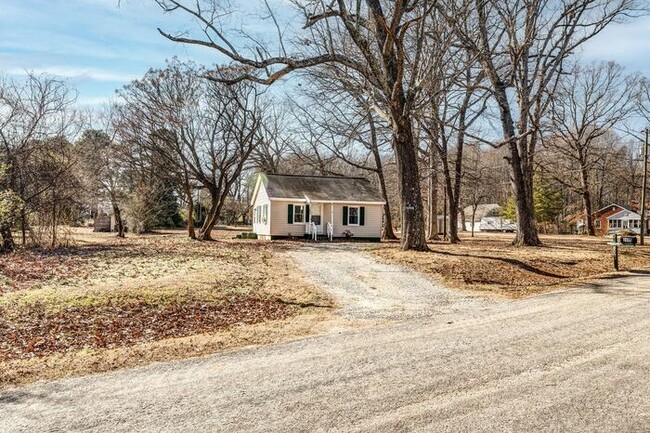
[303,233,331,241]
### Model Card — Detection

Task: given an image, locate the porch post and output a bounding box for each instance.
[331,203,334,235]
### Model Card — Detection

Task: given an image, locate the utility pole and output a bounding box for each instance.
[641,128,649,246]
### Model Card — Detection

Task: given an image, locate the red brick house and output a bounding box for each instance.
[592,204,629,236]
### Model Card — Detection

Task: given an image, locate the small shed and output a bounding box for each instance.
[93,201,116,232]
[250,173,386,241]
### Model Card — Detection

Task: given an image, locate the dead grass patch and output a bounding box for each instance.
[370,233,650,298]
[0,228,334,389]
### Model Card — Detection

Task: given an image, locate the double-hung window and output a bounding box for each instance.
[293,205,305,224]
[348,206,360,226]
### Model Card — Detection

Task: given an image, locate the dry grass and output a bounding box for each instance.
[370,232,650,298]
[0,228,334,389]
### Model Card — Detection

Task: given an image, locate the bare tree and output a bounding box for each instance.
[290,75,398,239]
[117,61,263,240]
[0,73,79,250]
[542,61,639,235]
[439,0,642,245]
[153,0,436,250]
[419,50,487,243]
[253,101,295,174]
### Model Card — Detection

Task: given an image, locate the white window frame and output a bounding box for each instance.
[293,204,305,224]
[595,219,601,229]
[263,204,268,224]
[348,206,360,226]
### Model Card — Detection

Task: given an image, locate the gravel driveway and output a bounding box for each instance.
[1,245,649,432]
[286,243,491,320]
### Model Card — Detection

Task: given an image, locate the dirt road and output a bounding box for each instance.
[1,245,649,432]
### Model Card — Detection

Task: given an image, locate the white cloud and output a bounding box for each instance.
[6,66,136,83]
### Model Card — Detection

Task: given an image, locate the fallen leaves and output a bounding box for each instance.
[371,233,650,298]
[0,229,327,367]
[0,295,294,361]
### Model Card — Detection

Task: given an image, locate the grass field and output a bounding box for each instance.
[0,228,333,389]
[370,232,650,298]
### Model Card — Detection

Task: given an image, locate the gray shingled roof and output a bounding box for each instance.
[262,174,385,202]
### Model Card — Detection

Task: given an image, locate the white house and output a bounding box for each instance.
[606,208,649,235]
[461,203,501,232]
[250,173,386,241]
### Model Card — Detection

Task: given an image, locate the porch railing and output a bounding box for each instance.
[310,222,318,241]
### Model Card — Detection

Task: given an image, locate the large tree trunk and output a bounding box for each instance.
[494,84,540,246]
[393,118,428,251]
[459,207,467,232]
[113,204,125,238]
[580,166,595,236]
[199,190,220,241]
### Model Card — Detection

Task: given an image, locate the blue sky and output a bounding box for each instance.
[1,0,650,108]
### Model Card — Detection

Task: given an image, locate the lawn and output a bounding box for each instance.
[0,228,333,389]
[370,232,650,298]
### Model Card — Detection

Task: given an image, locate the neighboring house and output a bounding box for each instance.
[592,204,632,236]
[479,216,517,232]
[461,203,501,232]
[605,208,650,235]
[93,201,116,232]
[250,173,386,241]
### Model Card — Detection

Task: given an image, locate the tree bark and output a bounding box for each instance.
[459,207,467,232]
[394,118,429,251]
[493,83,540,246]
[427,145,440,241]
[185,185,196,240]
[20,208,26,246]
[580,166,596,236]
[0,225,15,253]
[471,206,478,237]
[113,204,125,238]
[199,189,220,241]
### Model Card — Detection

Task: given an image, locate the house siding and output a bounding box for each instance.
[270,199,308,237]
[268,201,383,239]
[252,181,271,238]
[332,203,382,238]
[594,205,626,236]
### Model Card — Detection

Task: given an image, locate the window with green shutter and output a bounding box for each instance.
[342,206,348,226]
[287,204,293,224]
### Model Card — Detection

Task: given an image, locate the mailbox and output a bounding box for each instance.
[620,236,637,246]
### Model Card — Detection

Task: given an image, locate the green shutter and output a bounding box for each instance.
[306,205,310,222]
[342,206,348,226]
[288,204,294,224]
[360,207,365,226]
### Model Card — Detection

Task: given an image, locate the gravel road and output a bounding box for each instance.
[1,245,649,432]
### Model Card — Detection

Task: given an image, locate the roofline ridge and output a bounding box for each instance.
[266,173,368,181]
